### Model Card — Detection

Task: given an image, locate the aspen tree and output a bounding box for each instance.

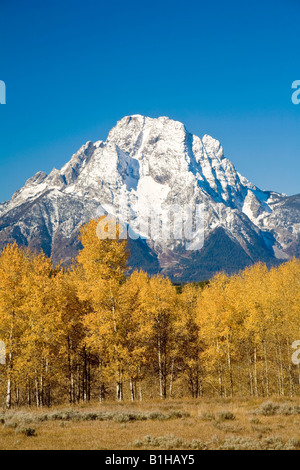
[178,284,204,397]
[117,271,150,400]
[0,243,29,408]
[74,218,129,401]
[137,276,178,399]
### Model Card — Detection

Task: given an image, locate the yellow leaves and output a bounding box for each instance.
[0,224,300,404]
[77,218,129,283]
[193,260,300,395]
[72,218,131,379]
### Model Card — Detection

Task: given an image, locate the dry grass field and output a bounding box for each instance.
[1,398,300,450]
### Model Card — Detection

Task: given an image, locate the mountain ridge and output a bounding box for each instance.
[0,115,298,281]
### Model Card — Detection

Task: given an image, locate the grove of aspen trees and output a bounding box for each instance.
[0,218,299,408]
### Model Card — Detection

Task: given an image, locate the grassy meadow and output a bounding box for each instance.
[1,398,300,450]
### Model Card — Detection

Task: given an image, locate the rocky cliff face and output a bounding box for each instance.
[0,115,298,281]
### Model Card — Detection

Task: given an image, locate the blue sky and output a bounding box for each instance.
[0,0,299,201]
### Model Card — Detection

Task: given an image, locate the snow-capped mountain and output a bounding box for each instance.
[0,115,299,281]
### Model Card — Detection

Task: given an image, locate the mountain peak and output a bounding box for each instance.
[0,115,298,281]
[202,134,224,160]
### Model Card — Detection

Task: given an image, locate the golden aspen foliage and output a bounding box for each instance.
[74,218,130,401]
[0,243,31,408]
[0,225,300,407]
[134,275,178,399]
[177,284,205,397]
